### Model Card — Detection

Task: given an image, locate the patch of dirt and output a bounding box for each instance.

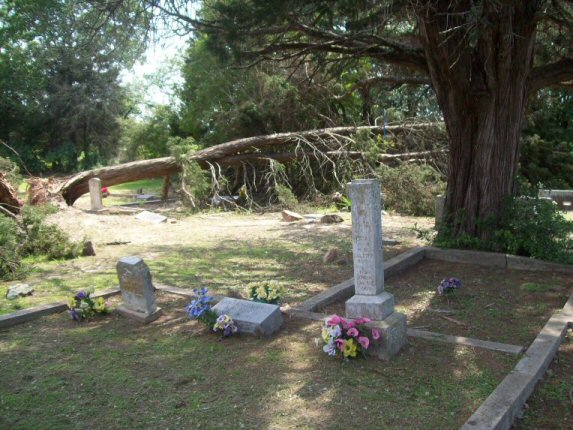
[47,205,431,250]
[322,259,573,346]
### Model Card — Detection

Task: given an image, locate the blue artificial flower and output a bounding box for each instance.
[75,291,87,300]
[323,341,337,356]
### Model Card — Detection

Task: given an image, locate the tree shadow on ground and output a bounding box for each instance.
[0,292,517,430]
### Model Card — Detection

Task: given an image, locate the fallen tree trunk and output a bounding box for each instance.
[58,157,180,205]
[0,173,22,215]
[59,123,443,205]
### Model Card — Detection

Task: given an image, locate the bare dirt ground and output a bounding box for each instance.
[0,203,434,314]
[50,202,432,250]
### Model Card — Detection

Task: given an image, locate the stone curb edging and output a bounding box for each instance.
[286,307,526,355]
[297,247,426,312]
[424,247,573,274]
[461,294,573,430]
[0,288,121,329]
[407,328,525,355]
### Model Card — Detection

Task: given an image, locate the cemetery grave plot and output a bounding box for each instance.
[0,291,518,430]
[320,258,573,346]
[514,333,573,429]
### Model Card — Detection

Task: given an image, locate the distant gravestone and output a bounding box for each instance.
[88,178,104,211]
[345,179,406,360]
[213,297,282,337]
[116,256,162,323]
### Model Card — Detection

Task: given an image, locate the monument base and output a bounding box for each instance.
[117,305,162,324]
[345,292,395,321]
[365,312,407,360]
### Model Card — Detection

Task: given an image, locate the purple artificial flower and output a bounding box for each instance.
[69,308,81,321]
[75,291,87,300]
[438,277,462,295]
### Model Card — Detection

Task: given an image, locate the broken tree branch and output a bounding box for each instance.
[58,123,443,205]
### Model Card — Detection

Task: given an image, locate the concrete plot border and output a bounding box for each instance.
[291,246,573,430]
[0,288,121,329]
[461,295,573,430]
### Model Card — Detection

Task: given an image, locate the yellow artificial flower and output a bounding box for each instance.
[255,286,267,299]
[68,298,77,309]
[93,297,107,313]
[343,338,358,358]
[321,327,331,343]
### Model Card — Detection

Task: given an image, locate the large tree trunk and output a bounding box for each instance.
[417,1,538,239]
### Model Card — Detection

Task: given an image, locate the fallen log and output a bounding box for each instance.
[58,157,180,205]
[0,173,22,215]
[58,123,443,205]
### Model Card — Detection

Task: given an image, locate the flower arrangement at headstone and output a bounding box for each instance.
[246,280,284,304]
[186,287,239,338]
[437,277,462,296]
[68,288,110,321]
[186,287,218,328]
[213,314,238,338]
[320,315,380,359]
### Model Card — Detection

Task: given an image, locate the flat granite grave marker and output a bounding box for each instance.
[116,256,162,323]
[345,179,407,359]
[213,297,282,337]
[88,178,104,211]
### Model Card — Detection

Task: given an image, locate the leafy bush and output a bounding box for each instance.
[170,137,212,208]
[0,156,21,188]
[434,195,573,264]
[20,206,84,260]
[494,196,573,263]
[0,215,23,280]
[275,184,298,209]
[376,163,445,216]
[0,205,84,280]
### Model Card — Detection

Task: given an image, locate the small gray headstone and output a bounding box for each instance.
[6,284,34,300]
[213,297,282,337]
[135,210,167,224]
[116,256,161,323]
[88,178,104,211]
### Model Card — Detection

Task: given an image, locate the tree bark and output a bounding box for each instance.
[417,1,538,238]
[58,157,180,205]
[0,173,22,215]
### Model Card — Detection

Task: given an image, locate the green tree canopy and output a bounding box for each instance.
[0,0,149,172]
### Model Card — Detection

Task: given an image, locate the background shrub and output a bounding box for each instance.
[0,215,23,280]
[376,163,445,216]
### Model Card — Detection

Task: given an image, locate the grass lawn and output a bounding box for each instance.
[1,209,571,428]
[107,178,164,194]
[515,331,573,429]
[0,293,517,429]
